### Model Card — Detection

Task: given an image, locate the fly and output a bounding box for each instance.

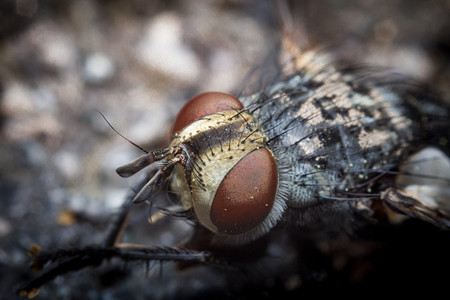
[19,1,450,298]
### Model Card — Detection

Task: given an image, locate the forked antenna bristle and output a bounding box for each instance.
[96,110,149,154]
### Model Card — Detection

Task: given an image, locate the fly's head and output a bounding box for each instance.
[116,92,282,244]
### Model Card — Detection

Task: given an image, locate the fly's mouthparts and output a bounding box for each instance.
[116,143,195,203]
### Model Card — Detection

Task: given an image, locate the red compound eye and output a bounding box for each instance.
[210,148,278,235]
[172,92,244,135]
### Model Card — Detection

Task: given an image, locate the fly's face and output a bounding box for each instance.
[117,92,283,243]
[170,109,279,236]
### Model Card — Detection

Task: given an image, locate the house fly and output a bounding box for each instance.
[20,0,450,298]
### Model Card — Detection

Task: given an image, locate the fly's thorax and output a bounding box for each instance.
[240,69,423,211]
[169,110,279,238]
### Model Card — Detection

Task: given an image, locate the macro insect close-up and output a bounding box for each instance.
[1,0,450,299]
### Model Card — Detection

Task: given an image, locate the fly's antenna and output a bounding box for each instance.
[96,110,173,178]
[96,110,149,154]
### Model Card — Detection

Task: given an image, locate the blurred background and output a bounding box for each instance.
[0,0,449,299]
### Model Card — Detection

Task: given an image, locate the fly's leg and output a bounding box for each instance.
[100,174,145,248]
[19,173,214,298]
[20,246,213,298]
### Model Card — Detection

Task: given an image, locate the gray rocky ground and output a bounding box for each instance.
[0,0,449,299]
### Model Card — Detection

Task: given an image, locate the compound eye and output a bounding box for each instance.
[172,92,243,135]
[210,148,278,235]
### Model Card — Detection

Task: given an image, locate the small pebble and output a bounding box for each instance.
[135,13,201,84]
[83,53,115,85]
[52,151,81,179]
